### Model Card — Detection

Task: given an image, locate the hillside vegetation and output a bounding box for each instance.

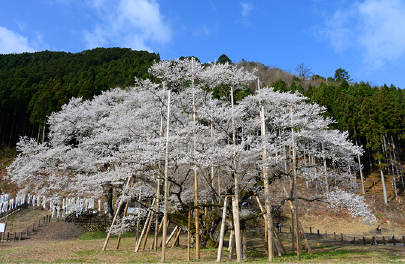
[0,48,159,148]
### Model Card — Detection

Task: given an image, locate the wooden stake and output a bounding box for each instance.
[272,232,282,256]
[102,177,132,251]
[280,182,312,254]
[273,229,286,254]
[228,230,235,259]
[161,90,171,263]
[230,86,242,262]
[172,227,181,248]
[260,106,273,261]
[256,196,286,255]
[242,229,247,259]
[187,210,191,261]
[135,199,155,252]
[141,210,155,250]
[166,225,178,245]
[136,188,142,243]
[231,195,242,262]
[191,60,200,260]
[116,180,134,249]
[151,218,164,249]
[216,197,228,262]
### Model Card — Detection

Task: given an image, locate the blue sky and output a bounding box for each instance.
[1,0,404,88]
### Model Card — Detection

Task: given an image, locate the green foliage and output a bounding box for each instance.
[8,214,15,232]
[217,54,232,64]
[334,68,351,82]
[0,48,159,146]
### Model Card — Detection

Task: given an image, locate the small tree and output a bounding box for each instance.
[294,63,312,79]
[334,68,352,82]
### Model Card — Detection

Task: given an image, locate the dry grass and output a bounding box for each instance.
[1,224,405,263]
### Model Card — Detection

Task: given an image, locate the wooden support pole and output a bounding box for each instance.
[272,232,282,257]
[151,218,164,249]
[102,177,132,251]
[165,226,178,245]
[280,183,312,254]
[216,197,228,262]
[265,220,268,254]
[231,195,242,262]
[141,211,155,250]
[228,230,235,259]
[172,227,181,248]
[187,210,191,261]
[161,90,171,263]
[256,196,286,256]
[290,105,300,260]
[273,229,286,254]
[160,220,170,248]
[136,189,142,244]
[135,202,155,252]
[242,229,247,259]
[116,181,133,250]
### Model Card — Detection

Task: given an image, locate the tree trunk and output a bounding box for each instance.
[230,86,242,262]
[103,183,114,217]
[356,137,365,194]
[392,135,404,188]
[290,106,300,260]
[216,197,228,262]
[8,110,16,148]
[161,90,171,263]
[385,136,397,197]
[378,151,388,206]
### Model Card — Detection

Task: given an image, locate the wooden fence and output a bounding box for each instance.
[288,226,405,246]
[0,214,55,242]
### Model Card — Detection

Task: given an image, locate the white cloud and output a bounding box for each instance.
[0,27,36,54]
[83,0,172,51]
[210,1,216,11]
[240,2,253,17]
[192,23,219,37]
[318,0,405,68]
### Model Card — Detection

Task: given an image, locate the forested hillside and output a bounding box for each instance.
[0,48,159,148]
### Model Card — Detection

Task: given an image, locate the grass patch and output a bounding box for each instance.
[80,231,138,240]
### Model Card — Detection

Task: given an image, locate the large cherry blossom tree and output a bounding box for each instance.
[7,58,375,260]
